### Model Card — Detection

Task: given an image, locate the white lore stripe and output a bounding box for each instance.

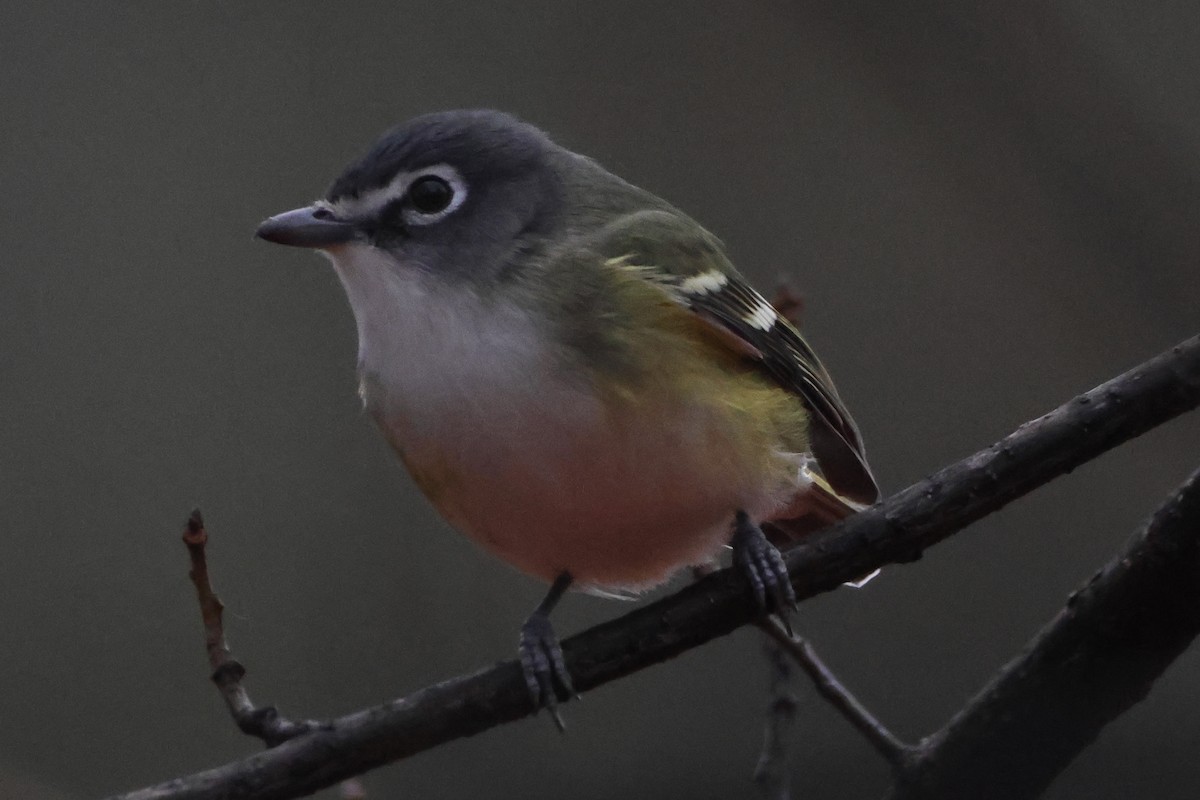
[678,270,729,295]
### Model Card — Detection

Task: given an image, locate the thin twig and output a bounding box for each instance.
[888,465,1200,800]
[769,283,805,328]
[106,333,1200,800]
[753,637,799,800]
[757,619,911,767]
[183,510,323,747]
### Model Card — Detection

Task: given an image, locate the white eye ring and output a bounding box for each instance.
[400,164,468,226]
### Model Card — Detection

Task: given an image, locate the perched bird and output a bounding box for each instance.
[257,110,878,725]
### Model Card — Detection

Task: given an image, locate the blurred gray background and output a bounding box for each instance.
[1,1,1198,798]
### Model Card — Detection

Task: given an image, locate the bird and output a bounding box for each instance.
[256,109,879,727]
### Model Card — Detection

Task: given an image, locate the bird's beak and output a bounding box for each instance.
[255,206,357,248]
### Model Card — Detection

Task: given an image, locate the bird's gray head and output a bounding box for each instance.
[256,109,569,284]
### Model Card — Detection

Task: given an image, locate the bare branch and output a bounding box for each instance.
[888,465,1200,800]
[182,510,323,747]
[757,620,911,767]
[106,333,1200,800]
[753,636,799,800]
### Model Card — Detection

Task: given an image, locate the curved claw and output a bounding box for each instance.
[732,511,798,633]
[519,613,575,731]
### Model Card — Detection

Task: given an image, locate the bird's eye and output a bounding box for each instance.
[371,164,466,229]
[407,176,455,215]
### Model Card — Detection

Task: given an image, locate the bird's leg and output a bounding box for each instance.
[519,571,575,731]
[731,511,797,633]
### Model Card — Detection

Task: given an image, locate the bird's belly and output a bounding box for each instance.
[382,384,799,592]
[341,263,803,591]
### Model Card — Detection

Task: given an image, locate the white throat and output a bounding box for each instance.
[321,243,578,448]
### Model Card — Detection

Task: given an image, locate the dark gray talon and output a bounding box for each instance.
[519,572,575,731]
[732,511,797,631]
[519,613,573,730]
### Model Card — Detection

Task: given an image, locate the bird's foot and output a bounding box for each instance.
[732,511,797,633]
[519,611,575,731]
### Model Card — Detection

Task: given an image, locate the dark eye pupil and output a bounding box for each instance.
[408,176,454,214]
